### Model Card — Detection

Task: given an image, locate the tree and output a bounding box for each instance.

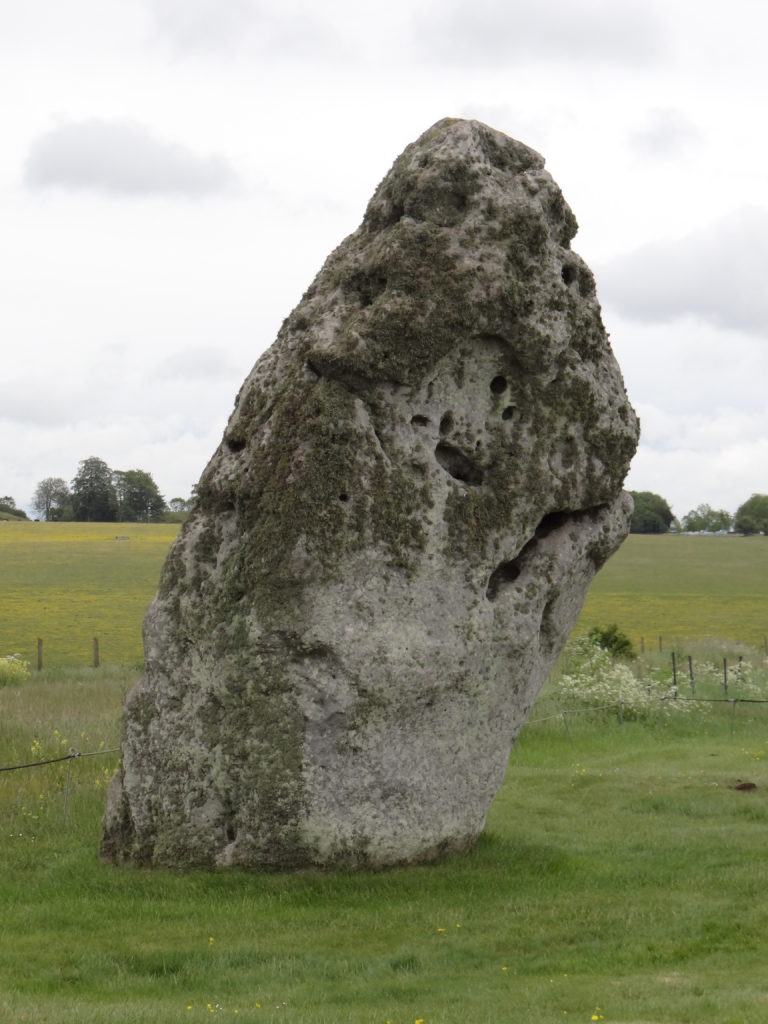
[680,503,733,533]
[71,457,118,522]
[113,469,167,523]
[169,496,193,513]
[0,496,27,520]
[31,477,72,521]
[734,494,768,535]
[629,491,675,534]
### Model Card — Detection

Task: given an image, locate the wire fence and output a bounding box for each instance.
[1,746,120,827]
[519,690,768,748]
[0,746,119,773]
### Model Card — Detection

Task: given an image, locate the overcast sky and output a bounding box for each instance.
[2,0,766,520]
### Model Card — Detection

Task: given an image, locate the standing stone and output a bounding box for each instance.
[101,118,638,870]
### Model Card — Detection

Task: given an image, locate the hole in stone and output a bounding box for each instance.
[305,359,322,378]
[221,501,236,514]
[226,438,246,453]
[344,270,388,307]
[501,406,515,421]
[439,412,454,435]
[561,264,577,286]
[490,375,507,394]
[383,201,405,225]
[411,414,430,426]
[535,510,571,539]
[338,492,349,502]
[539,597,558,649]
[435,443,484,486]
[486,559,522,600]
[225,825,236,843]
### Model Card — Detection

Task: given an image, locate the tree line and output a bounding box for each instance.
[630,491,768,535]
[19,457,194,523]
[5,470,766,533]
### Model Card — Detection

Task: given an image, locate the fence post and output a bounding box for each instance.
[37,637,43,671]
[723,657,728,697]
[640,636,645,654]
[688,655,695,696]
[561,711,574,746]
[92,637,100,669]
[658,636,663,653]
[671,651,678,699]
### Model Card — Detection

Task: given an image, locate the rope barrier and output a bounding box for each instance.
[0,747,119,773]
[525,693,768,728]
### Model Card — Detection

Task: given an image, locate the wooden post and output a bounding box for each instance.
[723,657,728,697]
[688,655,695,696]
[561,711,574,746]
[92,637,100,669]
[37,637,43,671]
[658,636,663,653]
[671,651,678,699]
[640,636,645,654]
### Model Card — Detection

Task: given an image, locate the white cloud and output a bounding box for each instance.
[413,0,663,67]
[599,208,768,334]
[628,107,702,158]
[154,347,241,382]
[24,118,239,197]
[146,0,262,52]
[145,0,342,59]
[626,427,768,518]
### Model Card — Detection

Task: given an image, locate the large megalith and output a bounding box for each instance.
[101,118,638,870]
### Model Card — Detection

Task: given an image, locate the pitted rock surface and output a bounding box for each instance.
[101,118,639,869]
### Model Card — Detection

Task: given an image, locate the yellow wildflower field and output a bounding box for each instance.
[0,521,179,667]
[577,533,768,650]
[1,522,766,668]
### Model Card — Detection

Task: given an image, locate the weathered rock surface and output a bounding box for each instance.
[101,118,638,870]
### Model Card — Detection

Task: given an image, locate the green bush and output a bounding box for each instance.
[0,654,30,686]
[587,623,635,659]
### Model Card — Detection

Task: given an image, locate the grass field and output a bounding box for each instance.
[1,523,767,668]
[0,521,180,667]
[2,524,768,1019]
[3,666,768,1022]
[580,534,768,651]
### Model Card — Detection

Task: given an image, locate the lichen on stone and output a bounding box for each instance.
[102,117,638,871]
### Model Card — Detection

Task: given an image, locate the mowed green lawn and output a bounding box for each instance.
[3,671,768,1023]
[1,522,766,667]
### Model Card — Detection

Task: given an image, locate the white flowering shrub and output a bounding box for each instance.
[0,654,31,687]
[552,636,687,720]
